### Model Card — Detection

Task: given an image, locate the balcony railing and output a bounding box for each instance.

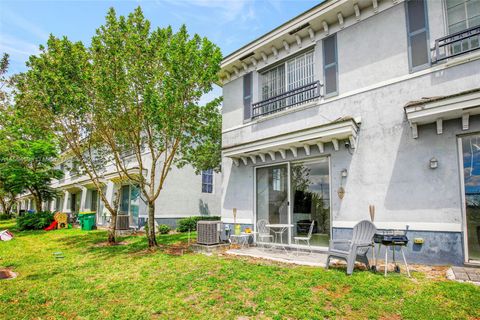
[252,81,322,119]
[432,25,480,63]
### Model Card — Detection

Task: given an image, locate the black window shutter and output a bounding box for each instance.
[323,35,338,96]
[406,0,430,70]
[243,72,252,120]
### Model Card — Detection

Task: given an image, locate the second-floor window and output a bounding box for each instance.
[405,0,430,71]
[260,51,314,101]
[201,169,213,193]
[446,0,480,54]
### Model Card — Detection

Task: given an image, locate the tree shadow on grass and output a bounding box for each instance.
[53,231,197,260]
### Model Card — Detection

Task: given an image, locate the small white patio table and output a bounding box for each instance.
[265,224,293,253]
[230,232,255,249]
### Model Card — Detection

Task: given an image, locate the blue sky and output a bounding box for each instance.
[0,0,320,103]
[0,0,320,75]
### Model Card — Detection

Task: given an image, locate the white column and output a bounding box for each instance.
[80,187,88,212]
[104,181,115,216]
[62,190,70,213]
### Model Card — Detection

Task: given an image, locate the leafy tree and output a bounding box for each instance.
[15,36,123,244]
[89,8,222,246]
[0,52,63,213]
[16,7,222,246]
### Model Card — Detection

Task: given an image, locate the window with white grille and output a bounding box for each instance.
[446,0,480,54]
[260,50,314,101]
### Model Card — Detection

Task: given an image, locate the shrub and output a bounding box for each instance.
[0,213,13,220]
[16,211,54,230]
[158,224,170,234]
[177,216,220,232]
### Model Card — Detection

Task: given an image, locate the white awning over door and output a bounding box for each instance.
[404,89,480,138]
[223,117,359,166]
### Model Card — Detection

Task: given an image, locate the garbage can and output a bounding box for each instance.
[78,212,96,231]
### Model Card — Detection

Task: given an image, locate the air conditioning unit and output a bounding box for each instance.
[197,221,223,245]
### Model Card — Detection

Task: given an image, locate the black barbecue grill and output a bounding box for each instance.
[373,230,409,246]
[372,229,411,276]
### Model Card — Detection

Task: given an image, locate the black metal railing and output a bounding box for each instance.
[432,25,480,63]
[252,81,321,119]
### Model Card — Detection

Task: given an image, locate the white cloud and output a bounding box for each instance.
[161,0,255,24]
[1,8,49,41]
[0,34,40,63]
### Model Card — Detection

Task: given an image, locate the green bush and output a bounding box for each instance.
[16,211,54,230]
[158,224,170,234]
[0,213,13,220]
[177,216,220,232]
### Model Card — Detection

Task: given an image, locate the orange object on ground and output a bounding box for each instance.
[44,221,58,231]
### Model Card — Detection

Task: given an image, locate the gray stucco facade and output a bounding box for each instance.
[219,0,480,265]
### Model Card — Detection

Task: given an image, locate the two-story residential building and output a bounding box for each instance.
[17,152,221,230]
[219,0,480,265]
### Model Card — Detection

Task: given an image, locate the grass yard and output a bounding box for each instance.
[0,219,479,320]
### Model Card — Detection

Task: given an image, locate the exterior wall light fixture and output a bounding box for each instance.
[429,157,438,169]
[341,169,348,177]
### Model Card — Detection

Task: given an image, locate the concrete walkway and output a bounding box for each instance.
[226,247,328,267]
[447,266,480,285]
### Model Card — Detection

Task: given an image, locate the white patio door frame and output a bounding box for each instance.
[458,135,480,264]
[253,161,292,246]
[253,156,332,249]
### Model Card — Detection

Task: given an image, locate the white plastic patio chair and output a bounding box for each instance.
[256,219,274,248]
[294,220,315,255]
[325,220,377,275]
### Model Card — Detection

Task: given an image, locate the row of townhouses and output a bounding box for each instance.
[219,0,480,266]
[16,0,480,266]
[17,153,221,229]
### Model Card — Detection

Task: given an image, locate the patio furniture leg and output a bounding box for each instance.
[372,243,376,270]
[295,239,299,256]
[384,245,388,276]
[346,250,356,275]
[401,246,411,277]
[307,239,312,254]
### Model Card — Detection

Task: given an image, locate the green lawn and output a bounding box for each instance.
[0,219,479,320]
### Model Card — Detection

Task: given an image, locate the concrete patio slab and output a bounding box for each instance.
[447,266,480,285]
[226,247,328,267]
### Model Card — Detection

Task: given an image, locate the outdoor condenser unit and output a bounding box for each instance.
[197,221,224,245]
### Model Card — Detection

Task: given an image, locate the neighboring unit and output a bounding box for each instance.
[17,153,221,230]
[219,0,480,265]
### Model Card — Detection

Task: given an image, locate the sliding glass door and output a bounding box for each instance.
[256,164,289,243]
[291,159,330,247]
[255,158,331,248]
[462,135,480,262]
[120,184,140,227]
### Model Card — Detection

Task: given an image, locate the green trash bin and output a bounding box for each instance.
[78,212,96,231]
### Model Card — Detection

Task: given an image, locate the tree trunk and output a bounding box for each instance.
[0,199,7,215]
[147,202,157,247]
[34,195,43,213]
[108,213,117,244]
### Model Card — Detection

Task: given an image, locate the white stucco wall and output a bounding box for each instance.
[220,0,480,233]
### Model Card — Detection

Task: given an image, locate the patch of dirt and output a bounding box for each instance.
[412,264,449,280]
[164,242,191,256]
[0,268,17,280]
[379,314,402,320]
[93,241,128,247]
[312,283,351,299]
